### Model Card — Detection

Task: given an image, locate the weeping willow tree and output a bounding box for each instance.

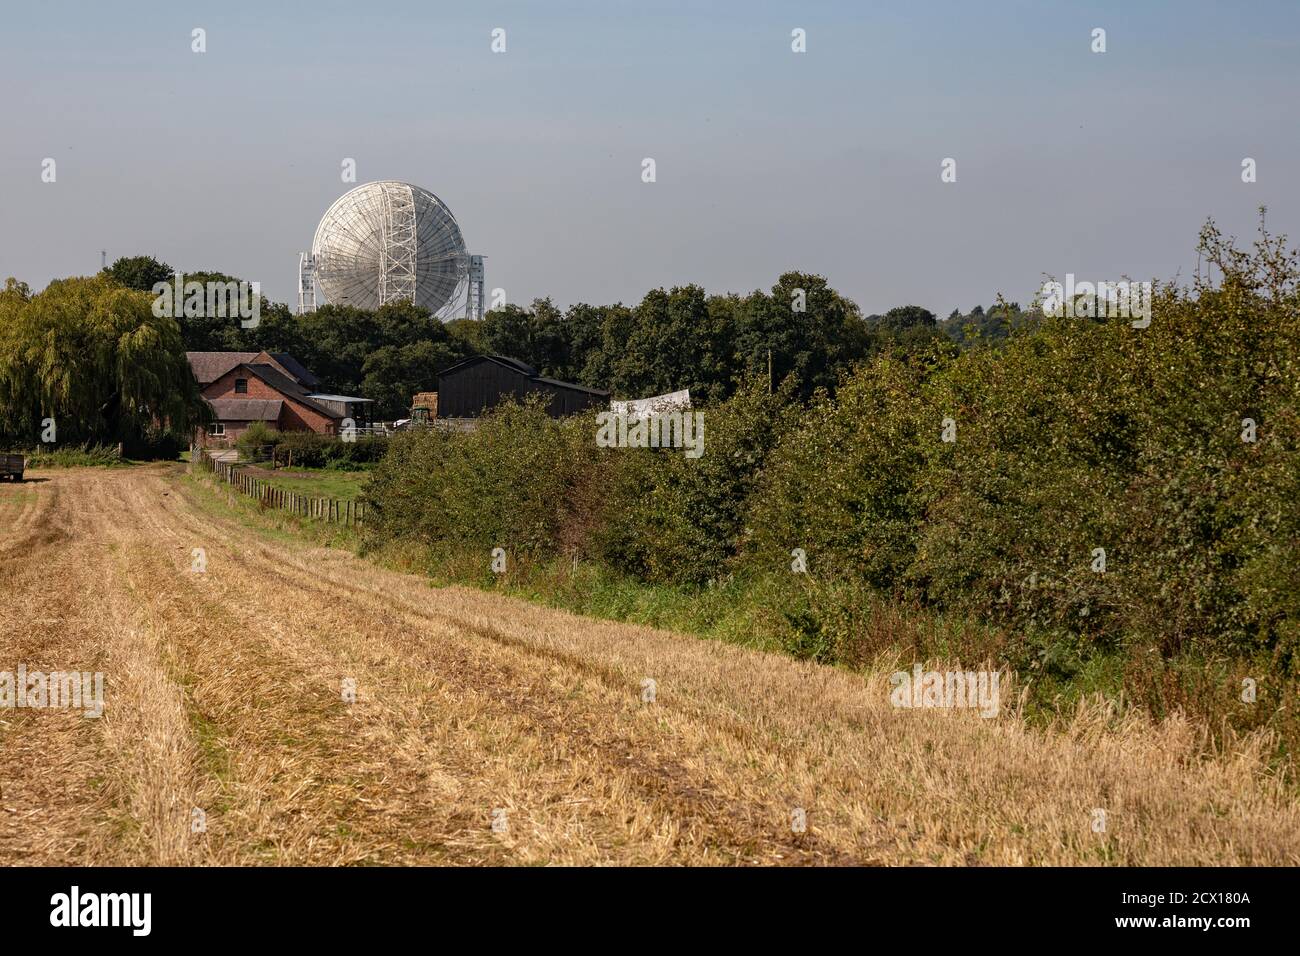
[0,275,203,450]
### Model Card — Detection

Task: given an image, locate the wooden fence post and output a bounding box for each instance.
[212,469,358,527]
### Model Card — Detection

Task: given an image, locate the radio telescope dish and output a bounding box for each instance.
[310,181,470,318]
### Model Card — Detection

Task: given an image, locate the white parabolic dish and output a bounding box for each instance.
[311,181,469,315]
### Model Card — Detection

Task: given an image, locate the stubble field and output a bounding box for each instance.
[1,466,1296,865]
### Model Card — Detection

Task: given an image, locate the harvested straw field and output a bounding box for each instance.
[1,466,1297,865]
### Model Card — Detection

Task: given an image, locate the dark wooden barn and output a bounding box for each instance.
[436,355,609,419]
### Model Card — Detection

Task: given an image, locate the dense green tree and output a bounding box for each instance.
[560,303,608,385]
[361,339,462,418]
[877,304,936,332]
[0,275,201,448]
[101,255,173,293]
[291,304,382,395]
[479,299,570,378]
[244,301,308,356]
[941,300,1043,349]
[732,272,871,399]
[609,285,736,403]
[164,270,267,351]
[569,302,635,391]
[445,317,486,356]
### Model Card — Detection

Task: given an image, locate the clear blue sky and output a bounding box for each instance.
[3,0,1298,316]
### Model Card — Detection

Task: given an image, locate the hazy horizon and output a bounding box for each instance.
[4,0,1298,317]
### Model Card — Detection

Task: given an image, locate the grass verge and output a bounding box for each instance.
[243,467,369,501]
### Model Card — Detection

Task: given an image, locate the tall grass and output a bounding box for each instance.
[21,442,127,467]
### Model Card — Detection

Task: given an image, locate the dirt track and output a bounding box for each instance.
[1,466,1297,865]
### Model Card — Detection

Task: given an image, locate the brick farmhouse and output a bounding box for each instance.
[187,351,372,448]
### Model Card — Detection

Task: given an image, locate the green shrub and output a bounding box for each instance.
[745,354,936,591]
[598,378,797,584]
[236,421,280,459]
[906,315,1141,644]
[22,442,125,468]
[742,218,1300,676]
[264,430,389,469]
[361,398,599,560]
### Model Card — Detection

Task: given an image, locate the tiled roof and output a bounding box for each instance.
[186,351,321,388]
[206,398,283,421]
[186,351,261,384]
[269,353,320,388]
[241,364,340,419]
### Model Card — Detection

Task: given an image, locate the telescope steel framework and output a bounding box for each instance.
[301,181,483,320]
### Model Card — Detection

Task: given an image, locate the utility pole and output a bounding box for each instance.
[101,249,107,270]
[767,349,773,394]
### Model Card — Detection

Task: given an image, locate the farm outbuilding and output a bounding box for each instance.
[186,351,357,447]
[436,355,608,419]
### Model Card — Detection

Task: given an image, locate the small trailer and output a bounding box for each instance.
[1,453,24,482]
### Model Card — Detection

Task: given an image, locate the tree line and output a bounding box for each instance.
[1,251,1033,448]
[100,253,1031,417]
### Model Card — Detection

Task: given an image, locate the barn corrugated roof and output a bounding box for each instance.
[437,354,538,378]
[436,354,608,396]
[489,355,539,376]
[531,375,610,397]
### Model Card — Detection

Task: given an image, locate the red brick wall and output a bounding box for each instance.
[197,422,253,449]
[201,366,339,437]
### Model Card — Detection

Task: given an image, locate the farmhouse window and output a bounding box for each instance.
[207,423,225,436]
[235,378,248,394]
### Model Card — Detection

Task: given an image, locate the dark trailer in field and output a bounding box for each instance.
[436,354,609,418]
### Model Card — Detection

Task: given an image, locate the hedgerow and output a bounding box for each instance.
[358,219,1300,765]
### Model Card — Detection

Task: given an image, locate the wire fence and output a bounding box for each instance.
[191,447,367,527]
